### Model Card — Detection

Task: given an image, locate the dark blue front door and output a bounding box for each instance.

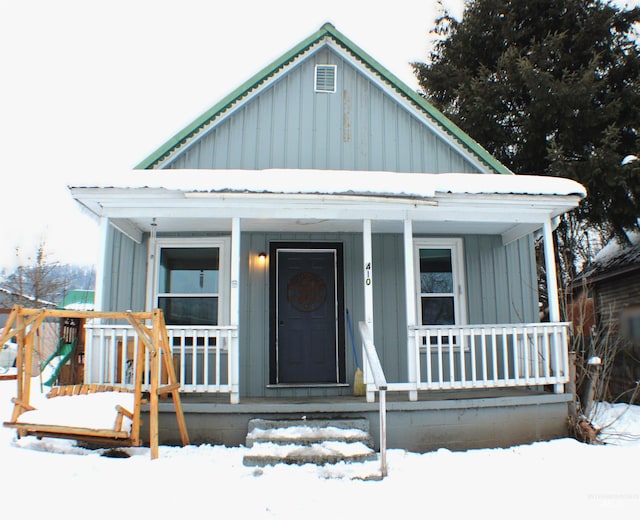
[276,249,338,383]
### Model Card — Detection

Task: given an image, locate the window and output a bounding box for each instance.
[620,307,640,346]
[414,238,466,327]
[314,64,337,93]
[154,239,229,326]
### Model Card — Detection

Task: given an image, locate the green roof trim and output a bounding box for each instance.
[135,23,512,175]
[57,290,95,310]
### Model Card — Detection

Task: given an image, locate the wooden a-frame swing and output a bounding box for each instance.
[0,305,189,459]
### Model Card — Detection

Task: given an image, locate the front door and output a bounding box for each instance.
[271,243,344,384]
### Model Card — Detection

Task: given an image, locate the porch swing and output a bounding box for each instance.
[0,306,189,459]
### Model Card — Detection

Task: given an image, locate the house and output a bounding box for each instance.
[70,23,585,451]
[571,233,640,403]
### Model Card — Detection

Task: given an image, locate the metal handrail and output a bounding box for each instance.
[358,321,388,478]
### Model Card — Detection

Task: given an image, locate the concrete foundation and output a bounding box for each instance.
[144,390,572,453]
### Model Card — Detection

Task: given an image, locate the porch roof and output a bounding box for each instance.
[70,169,585,244]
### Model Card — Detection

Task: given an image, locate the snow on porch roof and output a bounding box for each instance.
[72,169,586,199]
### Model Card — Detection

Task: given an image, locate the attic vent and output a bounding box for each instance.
[314,64,337,93]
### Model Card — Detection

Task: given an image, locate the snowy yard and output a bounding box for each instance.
[1,379,639,518]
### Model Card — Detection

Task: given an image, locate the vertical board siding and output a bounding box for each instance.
[104,226,148,312]
[166,46,481,174]
[240,232,368,398]
[595,271,640,330]
[102,228,538,397]
[463,234,538,325]
[237,232,535,397]
[373,234,407,383]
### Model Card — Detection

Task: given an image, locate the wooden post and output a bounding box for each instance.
[131,328,145,447]
[582,356,602,418]
[229,217,241,404]
[93,216,109,313]
[567,351,577,418]
[363,219,375,403]
[149,311,160,459]
[22,331,34,408]
[0,306,18,346]
[403,218,418,401]
[11,312,25,424]
[542,218,561,323]
[156,310,189,445]
[542,219,564,393]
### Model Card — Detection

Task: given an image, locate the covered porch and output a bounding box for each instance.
[72,169,583,407]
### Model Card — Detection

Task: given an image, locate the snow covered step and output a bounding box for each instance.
[243,418,377,467]
[245,418,373,448]
[243,440,377,467]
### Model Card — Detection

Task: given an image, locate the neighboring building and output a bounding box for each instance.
[571,233,640,402]
[0,286,56,311]
[57,290,95,311]
[69,23,585,451]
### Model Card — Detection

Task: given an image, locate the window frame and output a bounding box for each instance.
[413,237,467,327]
[150,237,230,326]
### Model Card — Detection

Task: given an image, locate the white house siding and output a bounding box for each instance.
[164,46,480,174]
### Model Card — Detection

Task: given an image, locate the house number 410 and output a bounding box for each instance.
[365,262,372,286]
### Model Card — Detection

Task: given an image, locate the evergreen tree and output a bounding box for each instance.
[413,0,640,252]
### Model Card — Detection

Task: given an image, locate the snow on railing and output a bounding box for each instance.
[410,322,570,393]
[84,324,238,398]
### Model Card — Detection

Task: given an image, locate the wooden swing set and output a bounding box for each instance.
[0,305,189,459]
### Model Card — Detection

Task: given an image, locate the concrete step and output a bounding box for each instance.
[243,418,377,467]
[245,418,374,447]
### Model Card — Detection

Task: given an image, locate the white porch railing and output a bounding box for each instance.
[409,322,571,392]
[358,321,388,478]
[83,321,569,402]
[84,324,239,398]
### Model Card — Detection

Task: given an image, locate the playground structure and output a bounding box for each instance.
[0,305,189,459]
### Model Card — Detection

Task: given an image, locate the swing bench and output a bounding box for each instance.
[0,306,189,459]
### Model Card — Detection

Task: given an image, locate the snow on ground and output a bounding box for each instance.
[1,379,639,518]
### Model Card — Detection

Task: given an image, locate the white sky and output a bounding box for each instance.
[0,0,467,272]
[0,0,637,272]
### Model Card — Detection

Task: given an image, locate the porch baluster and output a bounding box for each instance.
[459,328,467,387]
[469,328,477,385]
[501,327,509,384]
[512,326,520,382]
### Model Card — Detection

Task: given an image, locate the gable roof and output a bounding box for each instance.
[576,232,640,285]
[135,23,513,175]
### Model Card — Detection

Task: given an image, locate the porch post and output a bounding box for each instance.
[230,217,241,404]
[542,218,561,323]
[93,216,109,312]
[144,218,158,313]
[404,219,418,401]
[542,217,564,393]
[363,219,375,403]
